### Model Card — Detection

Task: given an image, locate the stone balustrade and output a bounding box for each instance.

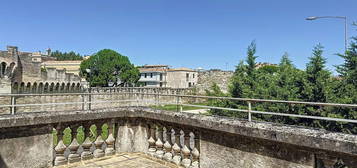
[0,107,356,168]
[51,118,200,168]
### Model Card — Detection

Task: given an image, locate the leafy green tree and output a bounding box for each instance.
[205,83,230,116]
[80,49,139,87]
[51,50,83,60]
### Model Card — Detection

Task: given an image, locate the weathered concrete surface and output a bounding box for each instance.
[200,129,314,168]
[0,125,53,168]
[0,107,357,167]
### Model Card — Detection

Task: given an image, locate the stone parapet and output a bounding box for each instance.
[0,107,356,167]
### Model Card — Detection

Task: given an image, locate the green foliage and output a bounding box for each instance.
[209,40,357,134]
[302,44,332,103]
[51,50,83,61]
[337,37,357,87]
[205,83,233,116]
[79,49,140,87]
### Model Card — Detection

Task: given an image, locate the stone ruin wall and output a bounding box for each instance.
[194,70,234,95]
[0,46,81,94]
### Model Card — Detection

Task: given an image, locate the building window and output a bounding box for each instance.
[193,74,195,78]
[144,73,147,78]
[160,73,163,81]
[150,73,153,78]
[186,73,189,81]
[160,82,162,87]
[188,82,191,87]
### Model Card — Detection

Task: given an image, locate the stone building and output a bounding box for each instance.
[41,60,82,75]
[138,65,198,88]
[0,46,81,93]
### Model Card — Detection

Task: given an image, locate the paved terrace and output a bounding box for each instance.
[0,90,357,168]
[57,153,173,168]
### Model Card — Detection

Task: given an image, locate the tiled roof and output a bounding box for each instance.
[139,68,167,72]
[168,67,196,72]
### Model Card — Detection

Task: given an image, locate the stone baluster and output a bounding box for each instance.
[190,131,200,168]
[163,125,173,162]
[68,125,80,163]
[105,119,116,156]
[54,125,67,166]
[148,122,157,156]
[155,123,164,159]
[172,127,182,165]
[181,129,192,168]
[81,123,93,160]
[93,123,105,158]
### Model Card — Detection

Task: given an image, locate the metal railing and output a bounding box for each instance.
[0,91,357,124]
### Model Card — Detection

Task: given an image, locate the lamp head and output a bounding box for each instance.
[306,16,317,20]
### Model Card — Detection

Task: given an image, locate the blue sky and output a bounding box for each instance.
[0,0,356,72]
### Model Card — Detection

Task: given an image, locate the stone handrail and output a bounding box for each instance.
[0,107,356,167]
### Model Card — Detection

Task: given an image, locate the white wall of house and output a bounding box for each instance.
[138,72,166,87]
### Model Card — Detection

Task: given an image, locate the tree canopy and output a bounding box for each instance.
[206,39,357,134]
[79,49,139,87]
[51,50,83,61]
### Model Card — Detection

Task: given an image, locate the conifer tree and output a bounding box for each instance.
[337,37,357,86]
[303,44,332,103]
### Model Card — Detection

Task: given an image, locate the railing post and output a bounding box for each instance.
[81,94,85,111]
[176,95,182,112]
[136,91,139,107]
[88,87,92,110]
[248,101,252,122]
[10,96,16,115]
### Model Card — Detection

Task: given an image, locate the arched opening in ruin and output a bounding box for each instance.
[76,83,81,91]
[20,82,25,93]
[66,83,71,91]
[44,83,49,93]
[26,82,31,93]
[50,83,55,92]
[38,83,44,93]
[70,83,76,92]
[1,62,7,77]
[32,82,38,93]
[8,62,15,76]
[55,83,60,92]
[60,83,65,92]
[12,82,19,93]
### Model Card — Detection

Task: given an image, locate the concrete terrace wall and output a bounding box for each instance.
[0,107,356,168]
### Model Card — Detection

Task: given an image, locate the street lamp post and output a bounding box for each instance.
[306,16,348,54]
[85,68,92,110]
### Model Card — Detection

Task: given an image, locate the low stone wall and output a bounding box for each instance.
[0,87,193,115]
[0,107,356,168]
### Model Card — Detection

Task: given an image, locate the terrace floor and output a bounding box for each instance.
[57,153,175,168]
